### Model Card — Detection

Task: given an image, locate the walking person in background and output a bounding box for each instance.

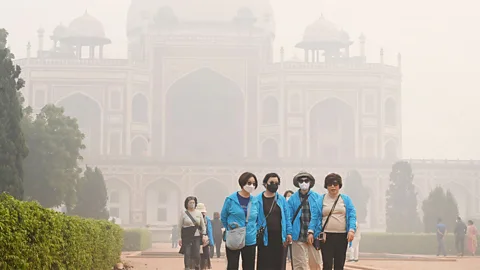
[283,190,294,264]
[256,173,292,270]
[316,173,357,270]
[467,220,478,256]
[221,172,259,270]
[454,216,467,256]
[179,196,208,270]
[172,225,179,248]
[436,218,447,257]
[210,212,224,259]
[197,203,213,270]
[347,221,361,262]
[287,172,322,270]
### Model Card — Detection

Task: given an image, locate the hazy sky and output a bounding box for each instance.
[3,0,479,160]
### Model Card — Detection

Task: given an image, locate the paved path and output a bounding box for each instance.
[122,243,480,270]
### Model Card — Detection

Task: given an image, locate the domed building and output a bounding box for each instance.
[15,6,480,235]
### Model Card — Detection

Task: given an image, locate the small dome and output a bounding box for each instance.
[296,15,351,49]
[61,11,111,45]
[52,24,68,39]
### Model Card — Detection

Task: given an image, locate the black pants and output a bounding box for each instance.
[226,245,256,270]
[184,237,201,269]
[455,236,465,255]
[320,232,348,270]
[257,230,286,270]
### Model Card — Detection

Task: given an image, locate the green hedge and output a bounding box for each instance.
[361,233,478,255]
[0,193,123,269]
[123,229,152,251]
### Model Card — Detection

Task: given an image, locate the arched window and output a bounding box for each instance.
[262,97,279,125]
[132,94,149,123]
[385,98,396,126]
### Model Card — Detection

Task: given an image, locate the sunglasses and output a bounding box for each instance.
[326,182,339,187]
[297,178,310,183]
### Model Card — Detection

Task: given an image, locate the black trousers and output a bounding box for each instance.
[184,237,201,268]
[226,245,256,270]
[320,232,348,270]
[455,236,465,255]
[257,230,286,270]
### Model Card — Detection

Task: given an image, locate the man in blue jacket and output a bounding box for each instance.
[287,172,322,270]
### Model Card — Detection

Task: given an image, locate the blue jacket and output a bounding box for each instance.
[221,192,259,246]
[256,192,292,246]
[206,216,214,246]
[315,193,357,233]
[287,189,321,240]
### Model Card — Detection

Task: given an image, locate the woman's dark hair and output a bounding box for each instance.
[468,220,474,225]
[284,190,294,197]
[324,173,343,189]
[263,172,281,185]
[184,196,198,210]
[238,172,258,188]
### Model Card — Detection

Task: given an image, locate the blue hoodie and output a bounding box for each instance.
[206,216,214,246]
[221,192,259,247]
[256,192,292,246]
[287,189,321,240]
[315,193,357,233]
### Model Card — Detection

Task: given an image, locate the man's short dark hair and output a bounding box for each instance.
[238,172,258,188]
[263,172,281,185]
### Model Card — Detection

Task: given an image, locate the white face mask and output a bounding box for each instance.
[299,182,310,191]
[188,203,195,209]
[244,184,255,194]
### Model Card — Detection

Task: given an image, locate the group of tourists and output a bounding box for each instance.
[437,216,478,257]
[177,171,358,270]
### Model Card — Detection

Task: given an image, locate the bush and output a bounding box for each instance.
[123,229,152,251]
[0,193,123,269]
[361,233,478,255]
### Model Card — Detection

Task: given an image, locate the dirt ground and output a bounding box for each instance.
[122,243,480,270]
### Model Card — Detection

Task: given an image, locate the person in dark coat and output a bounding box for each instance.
[210,212,224,258]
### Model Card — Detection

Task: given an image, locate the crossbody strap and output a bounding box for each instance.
[321,195,341,233]
[291,193,310,225]
[185,211,201,232]
[261,194,277,227]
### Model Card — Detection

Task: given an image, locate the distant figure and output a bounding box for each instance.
[348,221,361,262]
[171,225,179,248]
[467,220,478,256]
[436,218,447,256]
[454,217,467,256]
[284,190,294,201]
[210,212,224,259]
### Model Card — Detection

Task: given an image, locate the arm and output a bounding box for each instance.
[178,212,184,239]
[207,219,214,245]
[284,198,292,236]
[345,195,357,233]
[220,197,230,230]
[199,214,207,235]
[308,195,319,235]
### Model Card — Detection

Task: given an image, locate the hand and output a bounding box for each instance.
[307,233,314,245]
[347,231,355,242]
[284,235,293,247]
[178,239,182,246]
[203,235,209,245]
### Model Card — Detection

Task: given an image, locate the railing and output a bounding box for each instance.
[266,61,400,74]
[14,58,148,68]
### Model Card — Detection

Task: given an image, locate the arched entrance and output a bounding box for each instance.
[194,179,229,214]
[165,68,244,161]
[309,98,355,161]
[56,93,102,156]
[105,178,131,225]
[145,179,181,225]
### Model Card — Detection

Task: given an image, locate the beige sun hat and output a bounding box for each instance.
[196,203,207,213]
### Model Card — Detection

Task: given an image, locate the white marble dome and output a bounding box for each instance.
[68,11,107,39]
[302,15,350,44]
[127,0,275,36]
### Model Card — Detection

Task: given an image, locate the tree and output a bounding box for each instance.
[0,29,28,199]
[72,166,109,220]
[386,161,422,232]
[22,105,84,208]
[343,170,369,223]
[422,186,459,233]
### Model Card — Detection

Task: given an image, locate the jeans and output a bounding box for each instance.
[184,237,201,269]
[437,237,447,256]
[226,245,256,270]
[320,232,348,270]
[455,236,465,255]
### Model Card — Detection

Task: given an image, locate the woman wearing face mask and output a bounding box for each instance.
[256,173,292,270]
[284,190,294,201]
[178,196,208,270]
[220,172,259,270]
[316,173,357,270]
[287,172,322,270]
